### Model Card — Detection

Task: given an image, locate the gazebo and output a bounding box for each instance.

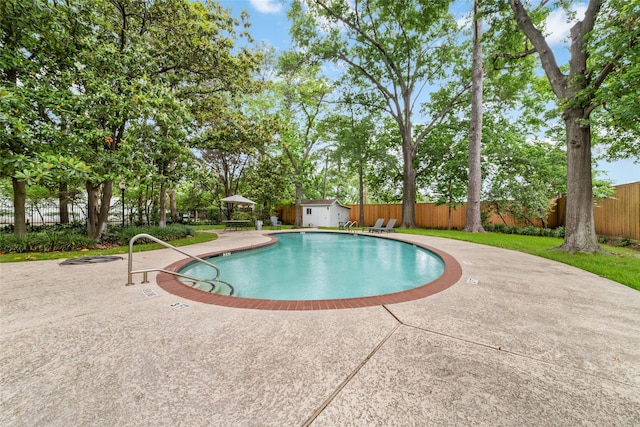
[220,195,256,221]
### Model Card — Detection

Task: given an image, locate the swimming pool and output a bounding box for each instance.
[156,231,462,309]
[179,232,445,300]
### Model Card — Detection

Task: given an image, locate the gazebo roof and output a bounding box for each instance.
[220,195,256,205]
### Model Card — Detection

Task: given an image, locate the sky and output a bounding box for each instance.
[218,0,638,185]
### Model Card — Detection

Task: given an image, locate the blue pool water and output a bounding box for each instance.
[179,232,445,300]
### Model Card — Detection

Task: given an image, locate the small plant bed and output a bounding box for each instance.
[0,224,217,263]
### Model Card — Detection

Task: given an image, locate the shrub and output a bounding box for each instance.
[522,226,541,236]
[118,224,194,245]
[616,237,631,247]
[0,234,29,253]
[0,232,97,253]
[480,224,566,239]
[0,224,194,253]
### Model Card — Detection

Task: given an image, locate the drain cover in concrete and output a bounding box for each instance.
[142,289,158,297]
[60,256,124,265]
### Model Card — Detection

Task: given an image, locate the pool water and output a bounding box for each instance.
[179,232,445,300]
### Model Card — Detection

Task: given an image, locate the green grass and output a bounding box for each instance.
[396,228,640,291]
[0,231,218,263]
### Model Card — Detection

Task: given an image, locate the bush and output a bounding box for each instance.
[481,224,566,239]
[616,237,631,247]
[552,227,565,238]
[0,224,195,253]
[118,224,194,245]
[521,226,541,236]
[0,232,97,253]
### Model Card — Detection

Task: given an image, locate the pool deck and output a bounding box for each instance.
[1,230,639,426]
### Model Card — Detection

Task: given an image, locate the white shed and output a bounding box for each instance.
[300,199,351,228]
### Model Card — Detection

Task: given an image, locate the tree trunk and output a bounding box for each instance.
[322,155,328,199]
[86,181,100,238]
[358,159,365,226]
[509,0,604,253]
[557,109,601,253]
[400,123,417,228]
[146,183,154,225]
[159,182,167,227]
[170,189,177,223]
[137,191,144,225]
[97,181,113,237]
[87,181,113,240]
[464,0,485,233]
[59,182,69,224]
[12,178,27,236]
[295,182,303,226]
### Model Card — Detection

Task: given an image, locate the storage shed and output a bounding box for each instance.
[300,199,351,228]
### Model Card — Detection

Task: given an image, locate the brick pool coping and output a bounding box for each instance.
[156,231,463,310]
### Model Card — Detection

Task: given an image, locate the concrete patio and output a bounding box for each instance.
[1,230,639,426]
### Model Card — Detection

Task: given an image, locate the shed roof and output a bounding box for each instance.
[300,199,351,209]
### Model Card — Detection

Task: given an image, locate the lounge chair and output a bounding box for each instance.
[270,216,282,230]
[367,218,385,232]
[370,218,396,233]
[382,218,396,232]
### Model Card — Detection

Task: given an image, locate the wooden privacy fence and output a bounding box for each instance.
[279,203,539,230]
[278,181,639,241]
[591,181,639,240]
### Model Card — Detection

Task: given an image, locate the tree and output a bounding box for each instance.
[417,119,469,229]
[328,103,381,225]
[482,114,567,227]
[243,153,294,219]
[0,0,90,234]
[64,0,260,238]
[508,0,639,253]
[193,88,279,219]
[275,59,333,225]
[289,0,470,228]
[465,0,485,232]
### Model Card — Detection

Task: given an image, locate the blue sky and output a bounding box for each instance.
[219,0,638,185]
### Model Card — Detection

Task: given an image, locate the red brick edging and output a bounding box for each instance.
[156,232,462,310]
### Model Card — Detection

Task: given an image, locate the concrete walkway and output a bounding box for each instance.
[1,230,639,426]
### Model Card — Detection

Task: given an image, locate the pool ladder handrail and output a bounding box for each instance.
[126,233,220,286]
[344,220,358,232]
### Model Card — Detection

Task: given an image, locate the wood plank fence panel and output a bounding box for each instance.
[592,182,640,240]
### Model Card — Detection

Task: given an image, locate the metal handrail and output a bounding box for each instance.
[344,220,358,232]
[126,233,220,286]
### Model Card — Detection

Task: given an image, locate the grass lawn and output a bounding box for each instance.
[397,228,640,291]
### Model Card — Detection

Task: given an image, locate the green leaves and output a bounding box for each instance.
[12,154,93,187]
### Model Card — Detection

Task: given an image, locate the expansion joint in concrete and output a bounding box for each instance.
[301,322,402,426]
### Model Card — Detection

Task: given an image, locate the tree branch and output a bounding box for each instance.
[508,0,568,99]
[314,0,404,86]
[413,81,472,151]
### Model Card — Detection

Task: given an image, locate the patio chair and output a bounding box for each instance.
[370,218,396,233]
[367,218,385,232]
[270,216,282,230]
[381,218,396,232]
